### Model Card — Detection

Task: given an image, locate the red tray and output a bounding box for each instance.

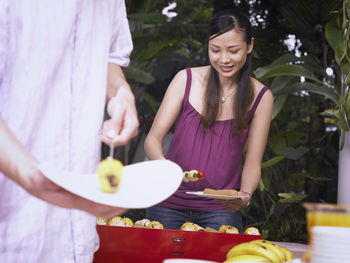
[93,225,261,263]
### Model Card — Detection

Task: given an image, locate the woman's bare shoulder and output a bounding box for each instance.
[189,66,211,82]
[251,77,272,96]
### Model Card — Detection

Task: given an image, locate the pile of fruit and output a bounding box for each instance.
[96,216,164,229]
[224,239,293,262]
[97,217,262,236]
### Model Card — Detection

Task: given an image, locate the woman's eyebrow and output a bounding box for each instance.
[209,43,241,48]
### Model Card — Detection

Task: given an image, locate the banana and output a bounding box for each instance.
[279,246,293,262]
[223,254,269,262]
[226,242,281,263]
[250,240,286,262]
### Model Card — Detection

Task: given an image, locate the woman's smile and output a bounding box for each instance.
[219,65,234,72]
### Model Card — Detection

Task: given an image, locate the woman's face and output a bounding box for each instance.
[208,28,254,81]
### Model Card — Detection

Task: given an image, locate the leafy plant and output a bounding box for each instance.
[325,0,350,149]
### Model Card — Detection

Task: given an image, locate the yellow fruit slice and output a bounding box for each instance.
[134,219,151,227]
[123,217,134,227]
[148,221,164,229]
[244,227,260,235]
[219,225,239,234]
[108,216,124,226]
[96,217,108,225]
[97,157,123,193]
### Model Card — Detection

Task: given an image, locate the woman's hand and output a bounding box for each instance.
[215,191,251,212]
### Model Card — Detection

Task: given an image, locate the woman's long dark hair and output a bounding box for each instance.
[201,9,254,136]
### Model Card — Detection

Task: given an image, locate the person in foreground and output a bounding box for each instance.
[144,9,274,232]
[0,1,138,262]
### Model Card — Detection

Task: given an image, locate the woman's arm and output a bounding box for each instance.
[144,69,188,160]
[216,88,273,212]
[240,88,274,198]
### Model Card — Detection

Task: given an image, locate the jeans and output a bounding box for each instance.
[146,205,243,233]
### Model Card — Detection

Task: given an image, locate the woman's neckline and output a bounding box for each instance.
[187,101,235,122]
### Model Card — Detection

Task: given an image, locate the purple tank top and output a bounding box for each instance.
[158,68,269,211]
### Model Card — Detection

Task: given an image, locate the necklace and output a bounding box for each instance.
[220,88,236,103]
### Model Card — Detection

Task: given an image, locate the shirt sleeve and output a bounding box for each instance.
[0,1,9,82]
[108,0,133,67]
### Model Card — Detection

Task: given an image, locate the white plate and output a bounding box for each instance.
[39,160,183,209]
[185,191,245,200]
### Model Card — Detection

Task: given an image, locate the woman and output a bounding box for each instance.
[144,9,273,232]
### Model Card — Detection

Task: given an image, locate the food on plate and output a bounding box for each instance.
[148,221,164,229]
[203,188,238,197]
[97,157,123,193]
[183,169,205,182]
[108,216,133,227]
[244,227,260,235]
[219,225,239,234]
[180,222,204,231]
[134,219,151,228]
[226,239,293,263]
[96,217,108,225]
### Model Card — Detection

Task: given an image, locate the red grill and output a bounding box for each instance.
[93,225,261,263]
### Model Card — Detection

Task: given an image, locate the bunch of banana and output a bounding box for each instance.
[224,239,293,263]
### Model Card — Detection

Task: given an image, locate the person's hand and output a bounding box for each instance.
[215,191,251,212]
[101,87,139,147]
[0,116,128,219]
[18,159,128,218]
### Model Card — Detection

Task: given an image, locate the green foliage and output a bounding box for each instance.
[325,0,350,149]
[119,0,341,244]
